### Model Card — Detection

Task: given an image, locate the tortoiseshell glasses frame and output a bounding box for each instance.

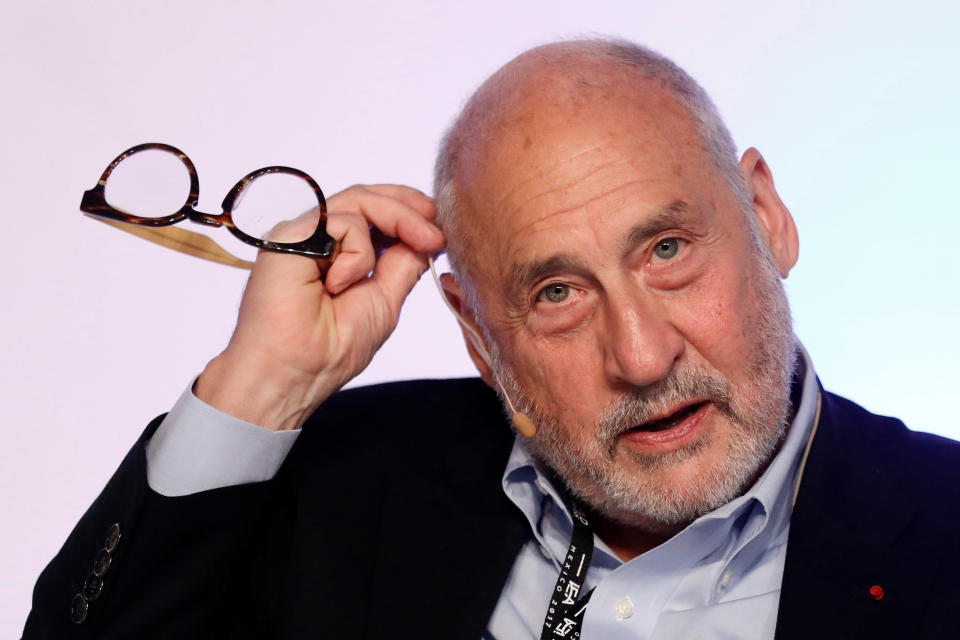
[79,142,338,272]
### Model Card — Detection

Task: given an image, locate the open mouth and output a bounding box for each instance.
[629,401,708,433]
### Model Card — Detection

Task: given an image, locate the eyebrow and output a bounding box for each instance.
[624,200,690,251]
[502,200,691,303]
[505,253,587,303]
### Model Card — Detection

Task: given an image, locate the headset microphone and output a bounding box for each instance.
[428,256,537,438]
[510,411,538,439]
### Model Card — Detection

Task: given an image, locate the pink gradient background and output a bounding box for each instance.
[2,1,957,633]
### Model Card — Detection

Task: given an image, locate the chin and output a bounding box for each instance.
[561,420,783,530]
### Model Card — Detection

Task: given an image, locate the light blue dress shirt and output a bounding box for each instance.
[146,346,819,638]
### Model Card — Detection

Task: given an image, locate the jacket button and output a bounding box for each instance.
[70,594,88,624]
[105,523,121,553]
[93,548,112,576]
[82,572,104,601]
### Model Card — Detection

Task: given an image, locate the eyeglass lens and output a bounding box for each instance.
[103,148,321,245]
[105,148,191,218]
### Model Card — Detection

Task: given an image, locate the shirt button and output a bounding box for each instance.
[719,570,733,589]
[615,596,634,621]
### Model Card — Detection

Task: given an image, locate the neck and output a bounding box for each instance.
[589,511,682,562]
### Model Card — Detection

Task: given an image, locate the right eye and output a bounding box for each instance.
[537,283,571,303]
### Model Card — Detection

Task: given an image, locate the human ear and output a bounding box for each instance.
[739,147,799,277]
[438,272,496,388]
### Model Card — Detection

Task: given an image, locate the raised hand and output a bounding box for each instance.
[194,184,443,431]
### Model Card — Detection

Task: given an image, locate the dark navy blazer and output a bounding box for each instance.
[23,379,960,638]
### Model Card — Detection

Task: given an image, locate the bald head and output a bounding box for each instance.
[429,39,800,535]
[434,38,749,309]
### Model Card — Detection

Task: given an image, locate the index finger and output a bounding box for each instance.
[327,186,444,254]
[357,184,436,220]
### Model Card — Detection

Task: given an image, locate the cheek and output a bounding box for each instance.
[511,335,607,422]
[665,265,756,364]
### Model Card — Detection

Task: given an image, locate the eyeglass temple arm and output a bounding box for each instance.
[85,214,255,270]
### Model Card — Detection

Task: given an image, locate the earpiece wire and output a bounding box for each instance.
[427,255,525,418]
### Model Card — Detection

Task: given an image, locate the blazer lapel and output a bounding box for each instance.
[775,389,926,639]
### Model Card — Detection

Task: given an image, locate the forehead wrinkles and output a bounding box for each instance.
[495,144,614,214]
[464,101,697,237]
[491,165,692,293]
[503,144,674,216]
[479,104,686,208]
[480,133,686,231]
[459,70,688,205]
[454,71,712,309]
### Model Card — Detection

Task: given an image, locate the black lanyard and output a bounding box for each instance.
[540,499,596,639]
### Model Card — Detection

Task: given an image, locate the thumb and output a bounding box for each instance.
[249,210,331,288]
[370,243,430,316]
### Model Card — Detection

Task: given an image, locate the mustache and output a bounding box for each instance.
[596,365,733,441]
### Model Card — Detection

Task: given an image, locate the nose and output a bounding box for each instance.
[602,292,685,388]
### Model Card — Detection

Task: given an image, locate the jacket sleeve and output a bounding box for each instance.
[22,416,276,639]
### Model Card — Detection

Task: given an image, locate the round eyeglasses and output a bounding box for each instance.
[80,142,338,272]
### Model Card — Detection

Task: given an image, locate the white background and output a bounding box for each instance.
[2,1,958,634]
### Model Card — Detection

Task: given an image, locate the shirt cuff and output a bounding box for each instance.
[145,381,301,497]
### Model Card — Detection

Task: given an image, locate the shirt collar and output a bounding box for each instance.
[502,341,820,554]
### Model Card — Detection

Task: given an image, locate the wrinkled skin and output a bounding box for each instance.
[441,69,799,556]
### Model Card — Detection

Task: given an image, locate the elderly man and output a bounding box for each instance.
[25,39,960,639]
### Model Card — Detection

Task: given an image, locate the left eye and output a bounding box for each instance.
[653,238,682,260]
